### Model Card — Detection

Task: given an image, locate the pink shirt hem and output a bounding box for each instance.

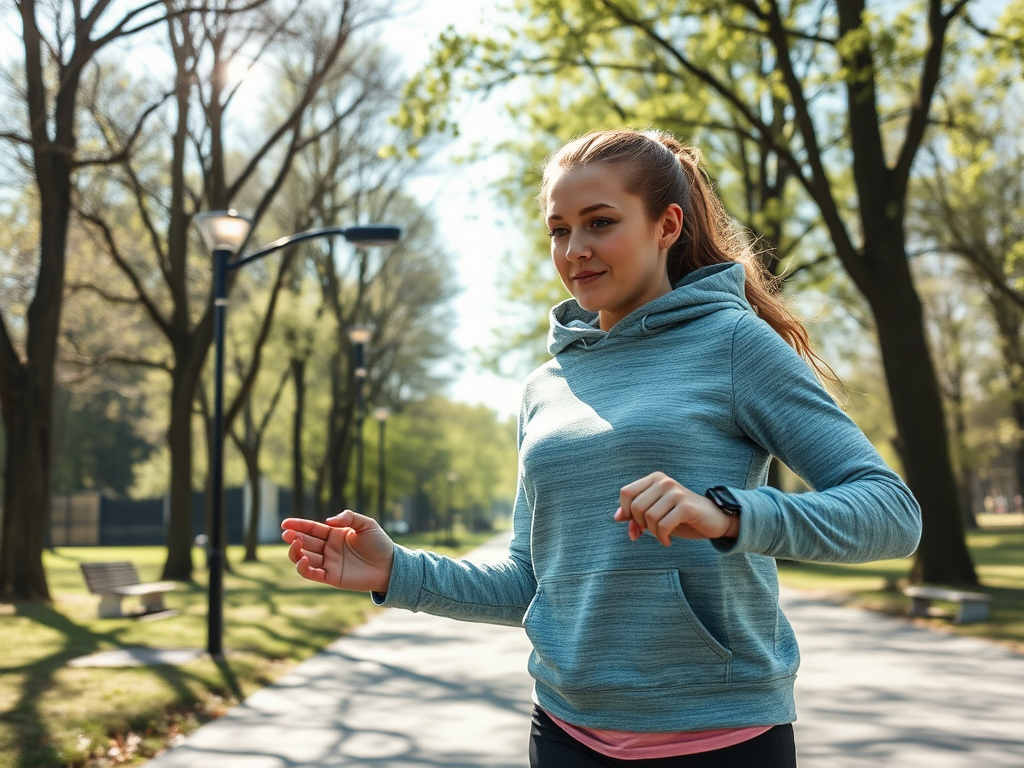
[545,710,773,759]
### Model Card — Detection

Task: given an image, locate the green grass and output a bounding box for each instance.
[777,516,1024,653]
[0,527,498,768]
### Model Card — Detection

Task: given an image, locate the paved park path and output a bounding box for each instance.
[145,532,1024,767]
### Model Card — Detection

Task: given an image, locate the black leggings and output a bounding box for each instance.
[529,707,798,768]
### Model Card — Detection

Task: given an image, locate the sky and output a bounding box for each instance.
[382,0,535,419]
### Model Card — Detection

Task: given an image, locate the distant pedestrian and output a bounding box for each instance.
[282,128,921,767]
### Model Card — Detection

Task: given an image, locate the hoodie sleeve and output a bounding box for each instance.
[370,406,537,626]
[716,311,922,564]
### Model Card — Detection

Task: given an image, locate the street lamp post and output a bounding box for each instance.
[194,210,400,659]
[348,326,371,515]
[373,407,391,527]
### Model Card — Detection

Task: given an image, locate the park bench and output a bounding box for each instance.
[903,585,992,625]
[79,562,177,619]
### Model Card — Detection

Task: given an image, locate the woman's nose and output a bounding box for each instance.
[566,236,590,262]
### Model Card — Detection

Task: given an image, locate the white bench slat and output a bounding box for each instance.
[903,585,992,625]
[107,582,177,596]
[903,586,991,602]
[81,562,141,592]
[80,562,177,618]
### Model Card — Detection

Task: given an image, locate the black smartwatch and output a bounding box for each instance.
[705,486,742,517]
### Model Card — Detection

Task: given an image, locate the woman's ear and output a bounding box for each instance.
[659,203,684,249]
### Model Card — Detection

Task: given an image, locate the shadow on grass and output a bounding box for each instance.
[6,601,199,768]
[6,601,254,768]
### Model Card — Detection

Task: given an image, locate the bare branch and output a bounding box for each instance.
[66,281,140,304]
[780,251,833,282]
[892,0,958,196]
[719,18,838,45]
[76,208,172,337]
[120,161,171,277]
[61,349,173,372]
[73,90,172,168]
[223,248,295,430]
[224,13,354,201]
[0,131,32,146]
[761,0,865,286]
[87,0,271,55]
[258,365,291,435]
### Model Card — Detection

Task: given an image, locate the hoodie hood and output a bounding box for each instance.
[547,262,754,355]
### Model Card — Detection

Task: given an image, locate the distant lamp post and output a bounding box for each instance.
[373,407,391,527]
[195,210,400,659]
[445,469,459,546]
[348,325,372,515]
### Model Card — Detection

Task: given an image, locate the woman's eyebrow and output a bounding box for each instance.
[547,203,617,221]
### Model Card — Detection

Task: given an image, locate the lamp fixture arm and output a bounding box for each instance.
[226,224,401,272]
[227,226,351,271]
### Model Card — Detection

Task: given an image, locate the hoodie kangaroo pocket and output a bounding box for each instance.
[524,569,731,694]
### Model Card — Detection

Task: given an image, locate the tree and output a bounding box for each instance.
[381,397,519,533]
[912,75,1024,507]
[914,255,992,528]
[413,0,994,584]
[0,0,201,601]
[229,349,290,561]
[74,0,390,580]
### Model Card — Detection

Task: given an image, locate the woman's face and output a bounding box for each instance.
[545,163,682,331]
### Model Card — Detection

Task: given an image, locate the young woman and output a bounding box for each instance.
[281,129,922,767]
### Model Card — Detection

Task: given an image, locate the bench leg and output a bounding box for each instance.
[954,601,989,625]
[908,596,931,618]
[140,592,167,614]
[98,594,125,618]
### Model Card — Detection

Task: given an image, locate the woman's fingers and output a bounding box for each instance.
[325,509,382,534]
[619,473,656,532]
[644,496,683,546]
[295,554,327,584]
[281,517,334,539]
[616,473,711,545]
[284,528,328,568]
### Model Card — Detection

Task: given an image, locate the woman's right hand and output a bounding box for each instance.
[281,510,395,593]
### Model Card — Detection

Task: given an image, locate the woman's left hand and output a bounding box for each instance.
[614,472,739,546]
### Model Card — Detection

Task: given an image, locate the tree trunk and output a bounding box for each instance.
[326,352,356,516]
[947,384,977,531]
[986,291,1024,501]
[865,242,977,586]
[291,357,306,518]
[327,353,344,513]
[0,0,81,601]
[242,446,261,562]
[162,371,197,581]
[312,459,328,521]
[0,383,52,601]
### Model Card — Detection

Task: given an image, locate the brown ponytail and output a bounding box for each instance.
[541,128,838,386]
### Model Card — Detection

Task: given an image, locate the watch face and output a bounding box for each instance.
[707,487,740,515]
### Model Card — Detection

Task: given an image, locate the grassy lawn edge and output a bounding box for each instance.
[776,519,1024,656]
[0,528,500,768]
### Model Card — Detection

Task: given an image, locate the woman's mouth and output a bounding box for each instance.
[573,271,605,285]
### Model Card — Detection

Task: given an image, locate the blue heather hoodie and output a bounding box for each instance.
[375,262,921,732]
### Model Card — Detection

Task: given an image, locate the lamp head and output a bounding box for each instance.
[342,225,402,247]
[373,407,392,422]
[348,325,372,345]
[195,210,253,254]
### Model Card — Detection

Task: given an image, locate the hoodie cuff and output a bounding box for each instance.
[369,544,426,609]
[709,487,780,556]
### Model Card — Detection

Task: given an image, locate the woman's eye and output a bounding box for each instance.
[548,227,568,238]
[592,218,614,229]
